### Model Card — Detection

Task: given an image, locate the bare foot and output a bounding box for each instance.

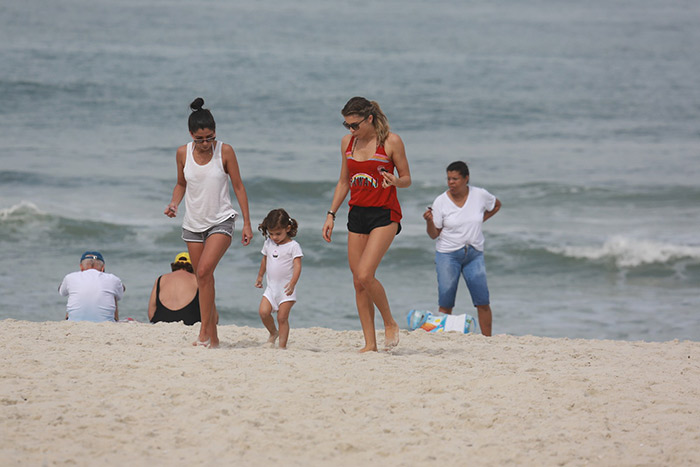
[267,331,279,344]
[193,338,210,348]
[192,337,219,348]
[384,323,400,350]
[359,345,378,353]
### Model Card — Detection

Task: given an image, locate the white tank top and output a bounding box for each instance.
[182,141,238,232]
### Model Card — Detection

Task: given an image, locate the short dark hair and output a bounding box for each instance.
[188,97,216,133]
[171,262,194,273]
[446,161,469,177]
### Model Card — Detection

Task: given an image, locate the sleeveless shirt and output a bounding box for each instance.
[182,141,238,232]
[345,136,402,222]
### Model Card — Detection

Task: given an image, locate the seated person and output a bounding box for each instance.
[148,252,200,325]
[59,251,125,322]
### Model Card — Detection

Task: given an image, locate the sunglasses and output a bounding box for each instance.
[342,116,369,131]
[193,135,216,144]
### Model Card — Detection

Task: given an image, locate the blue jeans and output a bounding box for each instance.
[435,246,490,308]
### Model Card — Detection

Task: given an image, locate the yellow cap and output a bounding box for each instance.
[174,252,191,264]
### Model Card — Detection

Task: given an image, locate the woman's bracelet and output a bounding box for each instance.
[327,210,336,220]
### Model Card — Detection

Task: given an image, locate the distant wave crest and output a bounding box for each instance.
[0,201,47,221]
[549,236,700,268]
[0,201,136,246]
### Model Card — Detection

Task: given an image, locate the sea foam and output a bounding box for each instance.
[549,236,700,268]
[0,201,46,221]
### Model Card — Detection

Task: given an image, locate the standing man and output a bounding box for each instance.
[59,251,125,322]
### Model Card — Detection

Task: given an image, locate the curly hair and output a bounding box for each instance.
[258,208,299,238]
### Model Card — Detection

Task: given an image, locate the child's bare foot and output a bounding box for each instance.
[359,345,378,353]
[384,323,400,350]
[267,331,279,345]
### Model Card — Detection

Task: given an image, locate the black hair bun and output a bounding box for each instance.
[190,97,205,112]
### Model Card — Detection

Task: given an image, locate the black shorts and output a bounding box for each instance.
[347,206,401,235]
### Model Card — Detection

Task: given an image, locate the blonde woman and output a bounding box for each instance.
[322,97,411,352]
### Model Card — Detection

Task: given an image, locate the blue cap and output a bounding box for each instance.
[81,251,105,263]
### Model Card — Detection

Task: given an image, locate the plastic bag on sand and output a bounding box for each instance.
[407,309,475,334]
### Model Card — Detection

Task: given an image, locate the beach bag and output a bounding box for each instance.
[407,310,475,334]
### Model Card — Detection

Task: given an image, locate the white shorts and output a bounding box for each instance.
[263,285,296,312]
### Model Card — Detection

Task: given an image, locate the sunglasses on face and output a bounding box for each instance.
[342,116,369,131]
[193,135,216,144]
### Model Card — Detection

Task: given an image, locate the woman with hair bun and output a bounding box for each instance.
[165,97,253,348]
[322,97,411,352]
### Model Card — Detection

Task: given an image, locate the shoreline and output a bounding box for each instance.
[2,319,699,466]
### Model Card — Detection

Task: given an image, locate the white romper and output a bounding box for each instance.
[261,238,303,311]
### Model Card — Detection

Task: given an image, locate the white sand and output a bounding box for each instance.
[1,319,699,466]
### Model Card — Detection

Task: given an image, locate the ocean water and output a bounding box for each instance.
[2,0,699,341]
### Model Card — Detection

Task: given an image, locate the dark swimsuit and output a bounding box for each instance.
[150,276,201,325]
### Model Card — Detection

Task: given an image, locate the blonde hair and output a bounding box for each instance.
[341,97,391,146]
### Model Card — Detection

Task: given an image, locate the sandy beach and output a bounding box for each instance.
[1,319,698,466]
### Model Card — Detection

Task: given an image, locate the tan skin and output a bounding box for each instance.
[165,128,253,348]
[322,114,411,352]
[255,226,302,349]
[147,268,198,321]
[423,170,501,336]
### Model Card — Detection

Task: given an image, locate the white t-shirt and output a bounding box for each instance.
[58,269,125,322]
[182,141,238,232]
[431,186,496,253]
[261,238,303,286]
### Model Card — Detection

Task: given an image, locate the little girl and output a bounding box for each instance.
[255,209,303,349]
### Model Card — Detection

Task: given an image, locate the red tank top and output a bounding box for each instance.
[345,136,402,222]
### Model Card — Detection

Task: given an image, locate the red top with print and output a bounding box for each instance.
[345,136,402,222]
